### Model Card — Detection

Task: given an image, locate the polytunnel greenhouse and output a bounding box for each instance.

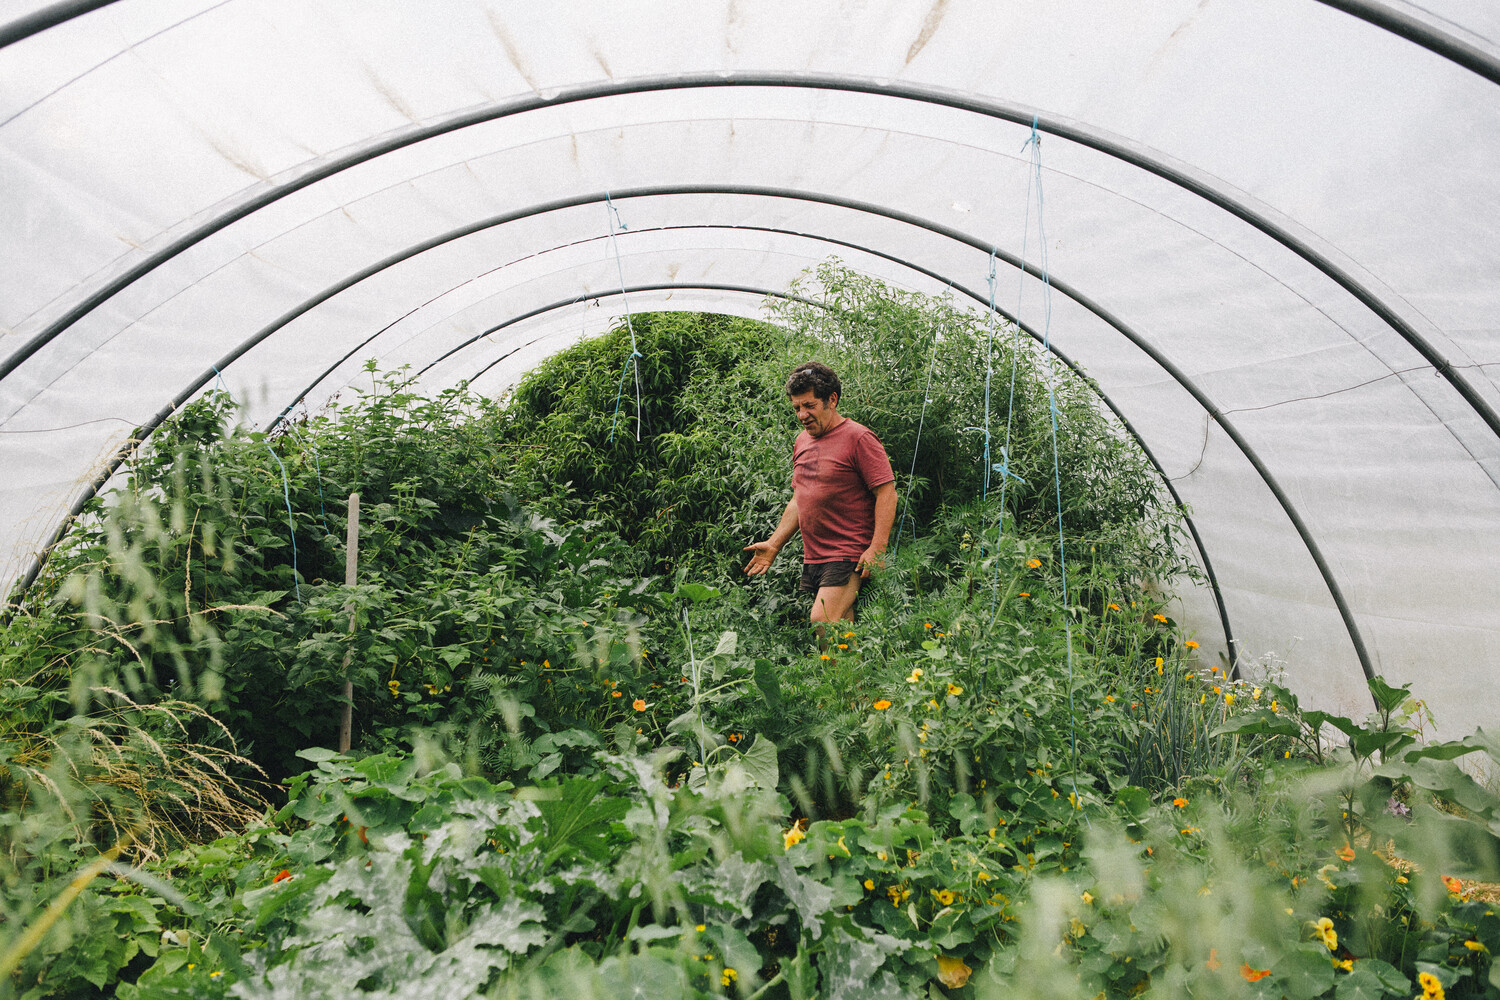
[2,2,1499,998]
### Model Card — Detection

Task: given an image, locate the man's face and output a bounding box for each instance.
[789,390,839,437]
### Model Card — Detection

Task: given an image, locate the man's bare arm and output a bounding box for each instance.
[744,497,799,575]
[857,482,898,578]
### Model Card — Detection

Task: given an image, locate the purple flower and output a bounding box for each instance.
[1385,797,1411,819]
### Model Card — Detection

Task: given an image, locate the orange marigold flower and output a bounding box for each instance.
[632,698,646,711]
[1336,845,1355,861]
[873,699,892,710]
[1108,603,1120,611]
[1153,613,1168,623]
[1173,797,1188,808]
[1018,592,1030,598]
[1185,640,1200,649]
[1240,963,1271,982]
[1027,558,1041,569]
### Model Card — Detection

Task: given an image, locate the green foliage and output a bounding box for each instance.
[5,268,1498,998]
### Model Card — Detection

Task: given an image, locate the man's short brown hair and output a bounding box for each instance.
[786,361,841,403]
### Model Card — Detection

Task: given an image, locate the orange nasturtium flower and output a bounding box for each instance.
[1442,875,1463,896]
[873,699,892,710]
[1336,844,1355,862]
[272,869,292,883]
[611,690,623,698]
[1240,963,1271,982]
[632,698,646,712]
[1205,948,1221,971]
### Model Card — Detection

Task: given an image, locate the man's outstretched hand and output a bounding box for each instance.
[856,546,886,579]
[743,541,780,576]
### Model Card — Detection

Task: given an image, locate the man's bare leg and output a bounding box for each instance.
[810,574,862,650]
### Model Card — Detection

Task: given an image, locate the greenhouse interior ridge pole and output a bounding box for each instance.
[1311,0,1500,88]
[338,492,360,755]
[5,77,1495,457]
[0,0,121,50]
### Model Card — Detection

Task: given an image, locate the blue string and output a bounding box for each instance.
[263,443,302,603]
[894,315,942,552]
[286,422,330,535]
[604,192,644,443]
[1017,116,1085,821]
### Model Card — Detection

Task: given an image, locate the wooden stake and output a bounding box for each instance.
[338,492,360,754]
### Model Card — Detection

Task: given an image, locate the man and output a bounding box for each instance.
[743,361,896,627]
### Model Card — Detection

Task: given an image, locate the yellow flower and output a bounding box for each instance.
[696,924,706,932]
[947,683,963,696]
[886,885,910,906]
[864,879,875,890]
[387,679,401,697]
[784,825,805,849]
[1253,687,1262,699]
[1465,940,1488,953]
[1312,916,1338,952]
[721,968,738,986]
[1105,695,1115,703]
[1156,657,1164,675]
[935,955,973,989]
[873,699,891,710]
[1081,891,1094,905]
[1027,558,1041,569]
[423,683,440,695]
[927,698,940,709]
[906,668,923,683]
[1224,693,1235,706]
[1418,971,1444,999]
[933,888,956,905]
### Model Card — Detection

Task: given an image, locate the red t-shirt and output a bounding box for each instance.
[792,417,895,563]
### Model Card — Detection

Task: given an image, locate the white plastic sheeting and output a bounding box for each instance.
[1,0,1497,736]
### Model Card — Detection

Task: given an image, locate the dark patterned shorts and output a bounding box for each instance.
[800,560,859,592]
